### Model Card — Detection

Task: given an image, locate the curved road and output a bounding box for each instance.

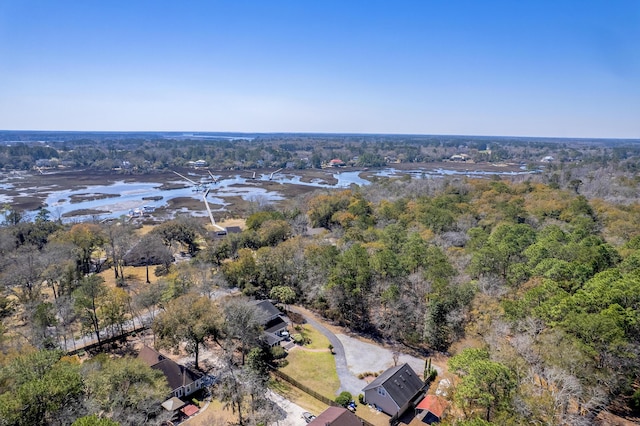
[289,307,367,396]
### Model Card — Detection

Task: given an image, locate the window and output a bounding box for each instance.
[377,387,386,396]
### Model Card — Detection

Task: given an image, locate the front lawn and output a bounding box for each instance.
[294,323,332,350]
[279,346,340,399]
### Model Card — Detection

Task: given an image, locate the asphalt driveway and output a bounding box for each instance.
[289,307,434,397]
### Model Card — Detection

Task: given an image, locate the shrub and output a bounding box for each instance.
[632,389,640,410]
[335,391,352,407]
[358,394,365,404]
[271,346,287,360]
[357,371,379,379]
[428,369,438,382]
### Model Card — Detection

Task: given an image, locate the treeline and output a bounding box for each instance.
[3,135,640,177]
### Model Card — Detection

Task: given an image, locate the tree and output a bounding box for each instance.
[269,285,296,311]
[151,217,204,255]
[0,350,84,426]
[223,298,266,365]
[102,219,135,284]
[71,415,120,426]
[222,248,259,292]
[125,233,173,284]
[327,243,372,330]
[83,356,170,425]
[153,293,224,369]
[1,244,45,304]
[31,301,58,349]
[73,275,108,347]
[257,219,291,246]
[449,349,516,421]
[64,223,106,274]
[101,287,131,339]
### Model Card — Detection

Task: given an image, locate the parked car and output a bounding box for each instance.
[302,412,316,423]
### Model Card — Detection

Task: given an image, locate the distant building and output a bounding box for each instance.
[328,158,345,167]
[450,154,470,161]
[541,155,554,163]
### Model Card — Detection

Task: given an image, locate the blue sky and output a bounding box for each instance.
[0,1,638,138]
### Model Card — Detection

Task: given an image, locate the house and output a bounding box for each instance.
[138,346,205,398]
[362,363,425,417]
[309,407,363,426]
[415,395,449,424]
[450,154,470,162]
[253,300,289,346]
[328,158,345,167]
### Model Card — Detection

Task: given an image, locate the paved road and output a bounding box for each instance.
[289,307,367,396]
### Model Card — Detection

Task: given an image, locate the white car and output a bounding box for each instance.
[302,412,316,423]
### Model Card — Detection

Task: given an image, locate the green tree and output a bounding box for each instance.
[83,356,169,425]
[0,350,84,426]
[269,285,296,311]
[64,223,107,275]
[153,293,224,369]
[327,243,372,330]
[449,349,516,421]
[71,415,120,426]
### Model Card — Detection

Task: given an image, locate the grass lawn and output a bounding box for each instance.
[270,377,330,415]
[280,347,340,398]
[296,323,332,350]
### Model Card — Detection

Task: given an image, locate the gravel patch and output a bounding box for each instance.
[336,334,437,379]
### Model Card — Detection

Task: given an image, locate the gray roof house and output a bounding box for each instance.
[362,363,425,417]
[138,346,205,399]
[253,300,289,346]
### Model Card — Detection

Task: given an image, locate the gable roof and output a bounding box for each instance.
[138,345,166,366]
[138,346,202,392]
[309,407,362,426]
[362,363,423,408]
[151,358,203,391]
[253,300,282,320]
[416,395,449,418]
[264,316,287,334]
